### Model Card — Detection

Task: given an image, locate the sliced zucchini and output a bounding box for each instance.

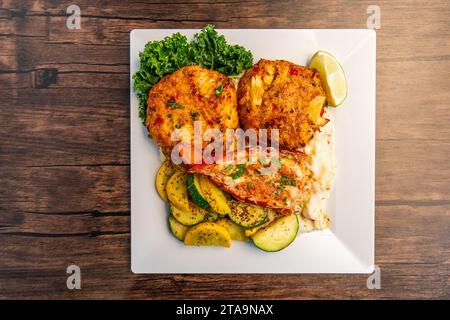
[198,176,231,215]
[168,215,190,241]
[244,209,278,237]
[204,210,220,222]
[228,200,268,229]
[251,214,299,252]
[166,172,189,211]
[187,174,210,209]
[155,160,176,201]
[217,218,247,241]
[184,222,231,248]
[170,202,208,226]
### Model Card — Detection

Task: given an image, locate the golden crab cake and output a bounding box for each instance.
[237,59,328,149]
[146,65,239,154]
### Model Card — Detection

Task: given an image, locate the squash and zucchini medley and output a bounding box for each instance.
[157,160,299,252]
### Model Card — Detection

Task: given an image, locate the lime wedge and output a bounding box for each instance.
[309,51,347,107]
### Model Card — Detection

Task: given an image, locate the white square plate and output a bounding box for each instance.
[130,29,376,273]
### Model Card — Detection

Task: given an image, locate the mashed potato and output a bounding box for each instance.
[297,111,335,231]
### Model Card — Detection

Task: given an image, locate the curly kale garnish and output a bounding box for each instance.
[132,25,253,124]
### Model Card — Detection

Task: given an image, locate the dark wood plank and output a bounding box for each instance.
[376,140,450,201]
[0,166,129,221]
[0,245,448,299]
[377,60,450,141]
[0,182,448,299]
[376,204,449,265]
[0,0,449,299]
[0,212,129,235]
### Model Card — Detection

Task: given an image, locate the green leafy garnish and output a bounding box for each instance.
[215,85,223,97]
[275,185,285,195]
[191,25,253,75]
[133,33,192,124]
[231,164,247,180]
[167,99,175,107]
[167,99,184,110]
[175,124,181,129]
[280,176,296,186]
[231,171,245,180]
[133,24,253,124]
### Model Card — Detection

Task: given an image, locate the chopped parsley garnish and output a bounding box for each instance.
[215,85,223,97]
[231,171,245,179]
[224,165,233,171]
[274,175,296,195]
[231,164,247,179]
[167,99,184,110]
[247,182,253,189]
[280,175,296,186]
[174,124,181,129]
[167,99,175,107]
[275,185,285,195]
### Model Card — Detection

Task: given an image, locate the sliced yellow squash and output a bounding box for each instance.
[170,202,208,226]
[168,215,190,241]
[184,222,231,247]
[198,176,231,215]
[217,218,247,241]
[245,227,259,237]
[155,160,176,201]
[166,171,189,211]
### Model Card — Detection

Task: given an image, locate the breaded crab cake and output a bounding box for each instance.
[237,59,328,149]
[146,65,239,156]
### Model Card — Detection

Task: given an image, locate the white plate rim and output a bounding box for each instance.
[130,29,376,274]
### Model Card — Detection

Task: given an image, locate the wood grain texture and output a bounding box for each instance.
[0,0,449,299]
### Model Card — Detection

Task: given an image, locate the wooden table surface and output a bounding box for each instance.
[0,0,449,299]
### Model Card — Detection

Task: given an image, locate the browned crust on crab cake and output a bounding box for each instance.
[237,59,328,149]
[146,65,239,153]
